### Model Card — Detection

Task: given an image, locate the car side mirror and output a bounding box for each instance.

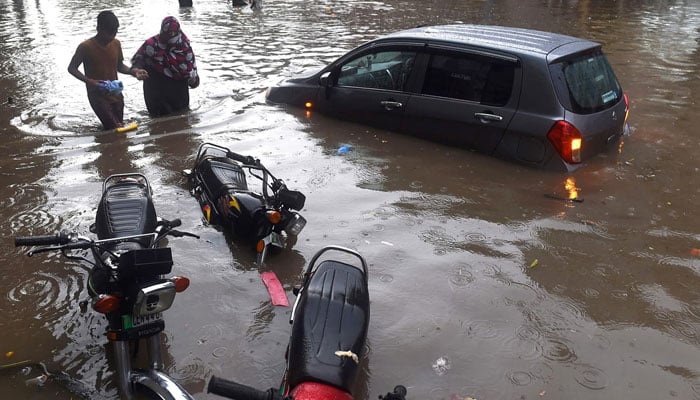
[319,71,332,88]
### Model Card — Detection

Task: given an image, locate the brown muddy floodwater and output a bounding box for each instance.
[1,0,700,399]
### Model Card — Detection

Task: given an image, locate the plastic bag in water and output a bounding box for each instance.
[337,145,352,155]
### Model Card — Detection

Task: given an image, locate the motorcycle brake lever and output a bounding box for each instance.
[169,230,200,239]
[27,246,62,257]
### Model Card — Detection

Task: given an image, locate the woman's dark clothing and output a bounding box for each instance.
[142,65,189,116]
[131,16,198,117]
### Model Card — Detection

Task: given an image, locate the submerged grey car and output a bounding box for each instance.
[266,24,630,171]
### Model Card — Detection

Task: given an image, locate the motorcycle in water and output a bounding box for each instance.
[207,245,408,400]
[184,142,307,265]
[14,173,198,400]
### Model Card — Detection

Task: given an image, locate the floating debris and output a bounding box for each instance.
[25,374,48,387]
[544,193,583,203]
[432,356,451,375]
[334,350,359,364]
[337,145,352,155]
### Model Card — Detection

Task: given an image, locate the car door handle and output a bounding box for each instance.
[474,112,503,122]
[381,100,403,110]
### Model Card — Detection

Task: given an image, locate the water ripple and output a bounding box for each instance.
[7,270,81,325]
[508,370,532,386]
[8,206,61,232]
[542,337,577,363]
[573,364,609,390]
[447,266,475,288]
[167,354,208,382]
[3,183,47,210]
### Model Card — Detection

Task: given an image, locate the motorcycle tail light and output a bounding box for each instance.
[93,294,120,314]
[292,382,352,400]
[285,213,307,236]
[171,276,190,293]
[547,120,582,164]
[266,210,282,224]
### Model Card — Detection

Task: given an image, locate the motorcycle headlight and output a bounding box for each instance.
[284,213,306,236]
[133,281,176,316]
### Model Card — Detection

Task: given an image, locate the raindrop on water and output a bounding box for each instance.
[432,356,451,376]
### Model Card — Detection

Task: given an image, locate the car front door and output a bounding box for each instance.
[400,48,521,153]
[318,48,418,132]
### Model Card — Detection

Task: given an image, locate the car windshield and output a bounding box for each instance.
[550,50,622,114]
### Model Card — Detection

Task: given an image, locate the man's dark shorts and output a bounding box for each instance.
[88,91,124,130]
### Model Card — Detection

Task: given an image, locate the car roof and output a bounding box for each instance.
[381,24,599,58]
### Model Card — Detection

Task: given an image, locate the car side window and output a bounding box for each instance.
[337,50,416,91]
[421,52,515,106]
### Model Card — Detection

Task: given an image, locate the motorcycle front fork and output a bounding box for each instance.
[113,334,164,400]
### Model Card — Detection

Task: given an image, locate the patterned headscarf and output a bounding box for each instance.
[132,16,198,82]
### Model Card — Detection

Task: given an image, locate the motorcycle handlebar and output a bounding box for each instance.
[207,376,279,400]
[15,232,71,247]
[227,151,257,166]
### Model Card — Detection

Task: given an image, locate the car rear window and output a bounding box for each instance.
[421,52,515,106]
[549,50,622,114]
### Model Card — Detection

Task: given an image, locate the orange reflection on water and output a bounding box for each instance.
[565,176,579,200]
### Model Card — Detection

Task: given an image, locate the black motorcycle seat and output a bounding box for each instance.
[197,157,248,200]
[94,182,157,244]
[286,260,370,393]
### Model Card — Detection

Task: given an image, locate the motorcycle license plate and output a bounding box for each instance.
[133,313,163,327]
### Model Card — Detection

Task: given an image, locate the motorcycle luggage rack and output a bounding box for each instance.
[118,247,173,278]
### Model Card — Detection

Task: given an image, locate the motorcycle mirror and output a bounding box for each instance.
[279,188,305,210]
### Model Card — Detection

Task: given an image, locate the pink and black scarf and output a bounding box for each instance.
[132,16,198,82]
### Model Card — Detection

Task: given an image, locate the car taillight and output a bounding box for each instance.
[547,120,582,164]
[623,92,630,125]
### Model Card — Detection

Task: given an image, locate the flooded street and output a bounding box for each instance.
[1,0,700,398]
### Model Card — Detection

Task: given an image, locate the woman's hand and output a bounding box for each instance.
[188,75,200,89]
[131,68,149,80]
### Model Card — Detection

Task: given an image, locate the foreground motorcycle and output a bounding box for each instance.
[207,245,408,400]
[185,142,306,264]
[15,173,198,400]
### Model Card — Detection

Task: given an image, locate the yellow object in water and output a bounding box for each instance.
[334,350,359,364]
[115,123,138,133]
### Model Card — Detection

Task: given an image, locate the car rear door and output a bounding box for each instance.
[400,47,521,153]
[317,47,419,132]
